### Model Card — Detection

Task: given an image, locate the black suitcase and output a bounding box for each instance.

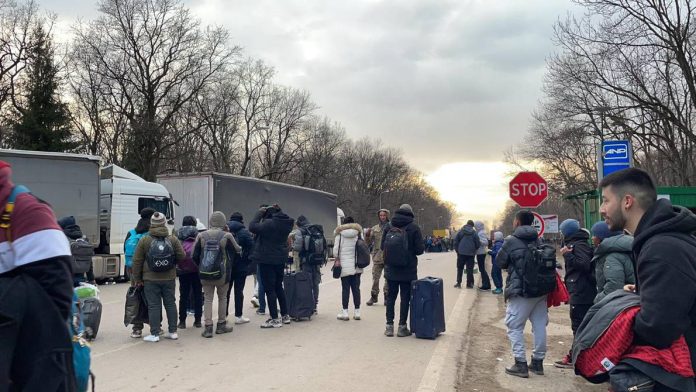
[284,271,314,320]
[81,297,103,340]
[410,276,445,339]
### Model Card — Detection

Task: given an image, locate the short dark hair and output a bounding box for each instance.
[182,215,196,227]
[344,216,355,224]
[599,168,657,210]
[515,210,534,226]
[466,220,475,226]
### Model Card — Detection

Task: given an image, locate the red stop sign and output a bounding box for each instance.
[509,172,548,208]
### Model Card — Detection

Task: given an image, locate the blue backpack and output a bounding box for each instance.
[124,229,145,267]
[70,294,94,391]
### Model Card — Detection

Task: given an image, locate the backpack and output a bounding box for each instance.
[124,229,145,267]
[383,226,409,267]
[70,238,94,274]
[145,236,176,272]
[520,243,558,297]
[199,231,226,280]
[302,224,327,265]
[0,185,30,242]
[177,238,198,274]
[355,236,371,269]
[70,293,94,392]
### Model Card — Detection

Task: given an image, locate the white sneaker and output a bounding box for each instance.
[164,332,178,340]
[130,330,142,339]
[143,334,160,343]
[260,318,283,329]
[337,309,349,321]
[235,316,250,325]
[354,309,361,320]
[250,297,260,308]
[282,315,292,324]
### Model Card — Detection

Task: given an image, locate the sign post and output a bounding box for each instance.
[509,172,549,208]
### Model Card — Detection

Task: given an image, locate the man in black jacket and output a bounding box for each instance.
[249,205,295,329]
[381,204,425,338]
[555,218,595,369]
[227,212,255,324]
[600,168,696,392]
[453,220,481,288]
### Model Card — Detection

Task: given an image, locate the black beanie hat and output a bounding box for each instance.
[229,212,244,223]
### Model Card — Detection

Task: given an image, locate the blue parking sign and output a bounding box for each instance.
[601,140,632,178]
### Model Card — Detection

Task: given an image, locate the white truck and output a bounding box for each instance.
[0,150,174,281]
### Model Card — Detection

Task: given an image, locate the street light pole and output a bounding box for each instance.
[379,190,390,210]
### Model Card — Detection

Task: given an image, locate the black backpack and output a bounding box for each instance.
[302,224,327,265]
[520,243,558,297]
[70,238,94,274]
[383,226,409,267]
[146,237,176,272]
[199,231,226,280]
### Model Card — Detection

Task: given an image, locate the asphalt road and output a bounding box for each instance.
[90,251,476,392]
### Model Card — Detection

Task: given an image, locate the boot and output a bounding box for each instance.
[505,359,529,378]
[366,295,377,306]
[177,320,186,330]
[194,319,202,328]
[530,357,544,375]
[384,324,394,337]
[201,325,213,338]
[215,321,234,334]
[397,324,412,337]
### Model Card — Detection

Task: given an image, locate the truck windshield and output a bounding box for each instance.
[138,197,172,220]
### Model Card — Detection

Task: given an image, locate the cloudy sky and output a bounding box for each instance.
[47,0,578,224]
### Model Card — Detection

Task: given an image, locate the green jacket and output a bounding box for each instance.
[593,234,636,303]
[132,226,186,283]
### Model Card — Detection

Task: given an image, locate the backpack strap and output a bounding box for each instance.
[0,185,30,242]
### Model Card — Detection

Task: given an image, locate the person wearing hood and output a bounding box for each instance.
[600,168,696,391]
[250,204,295,329]
[454,220,481,289]
[555,218,595,369]
[366,208,390,306]
[381,204,425,337]
[132,212,186,342]
[488,231,505,294]
[474,221,491,291]
[496,210,548,378]
[226,212,255,325]
[58,216,96,286]
[334,217,364,321]
[176,216,203,329]
[590,221,635,304]
[292,214,325,314]
[124,207,156,338]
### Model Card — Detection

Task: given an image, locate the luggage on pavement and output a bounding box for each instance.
[410,276,446,339]
[124,285,148,327]
[81,296,103,341]
[284,270,314,320]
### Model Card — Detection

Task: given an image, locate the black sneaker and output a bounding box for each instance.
[177,321,186,329]
[478,286,491,291]
[505,360,529,378]
[530,357,544,375]
[384,324,394,337]
[454,283,461,288]
[397,325,412,337]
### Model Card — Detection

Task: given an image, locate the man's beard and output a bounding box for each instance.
[605,207,627,232]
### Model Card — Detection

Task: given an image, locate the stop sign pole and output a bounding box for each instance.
[509,171,549,208]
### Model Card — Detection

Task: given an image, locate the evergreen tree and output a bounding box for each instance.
[12,25,76,152]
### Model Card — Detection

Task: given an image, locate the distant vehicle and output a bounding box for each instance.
[158,172,339,246]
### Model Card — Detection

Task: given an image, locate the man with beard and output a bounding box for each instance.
[600,168,696,391]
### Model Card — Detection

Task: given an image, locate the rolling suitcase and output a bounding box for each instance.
[410,276,446,339]
[81,296,103,340]
[284,270,314,321]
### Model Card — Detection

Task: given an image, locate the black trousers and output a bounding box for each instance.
[570,303,592,335]
[341,274,361,309]
[259,263,288,320]
[456,255,475,286]
[386,280,412,326]
[476,254,491,289]
[226,269,248,318]
[178,272,202,323]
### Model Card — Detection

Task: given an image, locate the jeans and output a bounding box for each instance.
[259,263,288,320]
[178,272,202,323]
[256,265,266,312]
[341,274,361,309]
[301,262,321,310]
[226,269,248,317]
[456,255,475,286]
[476,254,491,289]
[386,280,412,326]
[144,280,177,335]
[505,295,548,360]
[202,278,229,326]
[370,263,388,299]
[491,257,503,290]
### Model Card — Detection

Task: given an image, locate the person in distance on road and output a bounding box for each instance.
[488,231,505,294]
[334,216,364,321]
[554,219,595,369]
[590,221,634,304]
[496,210,548,378]
[453,220,480,288]
[381,204,425,337]
[474,221,491,291]
[366,208,390,306]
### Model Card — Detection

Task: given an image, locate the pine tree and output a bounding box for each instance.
[12,25,76,152]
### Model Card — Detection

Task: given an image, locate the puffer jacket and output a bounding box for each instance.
[563,229,596,304]
[227,220,254,273]
[249,209,295,266]
[131,225,186,282]
[455,224,480,256]
[496,225,539,300]
[474,221,489,255]
[381,208,425,282]
[334,223,363,277]
[593,234,635,304]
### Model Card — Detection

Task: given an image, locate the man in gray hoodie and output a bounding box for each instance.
[454,220,480,288]
[475,221,491,291]
[292,215,325,314]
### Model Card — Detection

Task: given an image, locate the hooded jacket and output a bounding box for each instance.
[454,224,480,256]
[57,216,83,240]
[630,198,696,378]
[131,225,186,282]
[249,208,295,266]
[291,215,319,262]
[368,209,390,264]
[496,225,539,300]
[334,223,364,277]
[474,221,489,255]
[227,219,254,273]
[381,207,425,282]
[593,234,635,304]
[563,229,596,304]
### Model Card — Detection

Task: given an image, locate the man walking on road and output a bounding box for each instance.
[600,168,696,392]
[497,210,548,378]
[454,220,480,288]
[366,209,390,306]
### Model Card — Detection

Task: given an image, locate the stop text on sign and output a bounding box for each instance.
[509,171,549,209]
[510,182,547,197]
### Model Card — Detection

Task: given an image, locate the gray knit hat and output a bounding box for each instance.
[150,212,167,228]
[209,211,227,229]
[399,204,414,214]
